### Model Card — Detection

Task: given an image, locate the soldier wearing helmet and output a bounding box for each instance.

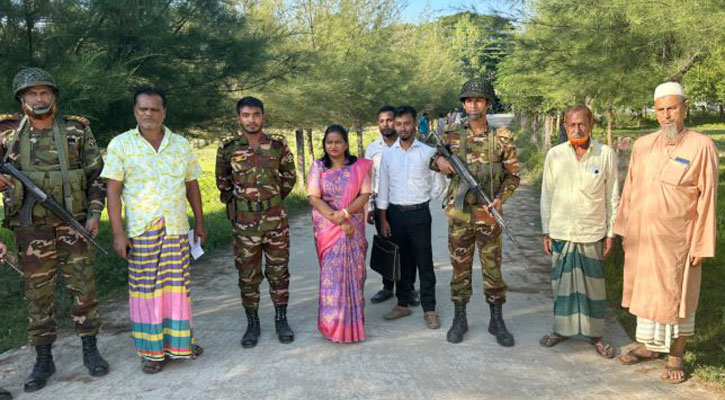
[0,68,109,393]
[429,77,520,346]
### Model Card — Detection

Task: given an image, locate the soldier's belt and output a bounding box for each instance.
[235,196,282,212]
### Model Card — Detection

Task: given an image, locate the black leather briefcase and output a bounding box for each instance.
[370,234,401,281]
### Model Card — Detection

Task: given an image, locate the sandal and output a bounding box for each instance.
[661,365,687,384]
[141,359,164,374]
[590,339,616,358]
[617,345,659,365]
[539,333,569,347]
[191,344,204,359]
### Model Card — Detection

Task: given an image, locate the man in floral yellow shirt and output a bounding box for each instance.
[102,87,206,374]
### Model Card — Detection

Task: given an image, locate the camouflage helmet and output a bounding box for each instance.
[12,67,58,100]
[459,78,495,102]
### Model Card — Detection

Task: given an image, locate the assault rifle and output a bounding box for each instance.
[2,257,23,276]
[0,162,108,255]
[430,123,521,247]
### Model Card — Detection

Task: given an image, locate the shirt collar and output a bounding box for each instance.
[566,138,599,154]
[134,125,172,152]
[392,137,421,150]
[236,130,269,145]
[374,136,395,148]
[466,123,491,136]
[656,129,688,146]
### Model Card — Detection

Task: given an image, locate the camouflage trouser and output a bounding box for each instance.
[448,219,506,305]
[233,223,290,310]
[15,223,101,346]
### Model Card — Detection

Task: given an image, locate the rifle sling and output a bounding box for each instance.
[18,117,74,214]
[52,119,74,214]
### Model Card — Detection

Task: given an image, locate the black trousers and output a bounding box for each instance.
[387,204,436,312]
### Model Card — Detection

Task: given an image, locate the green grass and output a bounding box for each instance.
[0,126,381,353]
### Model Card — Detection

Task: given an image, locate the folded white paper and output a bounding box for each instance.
[187,230,205,260]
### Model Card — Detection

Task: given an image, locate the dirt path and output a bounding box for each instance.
[0,116,721,399]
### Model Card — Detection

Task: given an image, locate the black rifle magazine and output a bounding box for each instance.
[370,234,401,281]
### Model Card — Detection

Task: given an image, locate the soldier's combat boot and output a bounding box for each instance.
[488,303,514,347]
[24,344,55,393]
[241,308,261,348]
[81,336,109,377]
[274,305,294,344]
[446,303,468,344]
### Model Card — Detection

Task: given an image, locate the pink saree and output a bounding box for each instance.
[307,158,372,343]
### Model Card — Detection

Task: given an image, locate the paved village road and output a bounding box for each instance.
[0,114,721,400]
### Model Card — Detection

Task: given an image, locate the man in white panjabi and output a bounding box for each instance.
[614,82,719,384]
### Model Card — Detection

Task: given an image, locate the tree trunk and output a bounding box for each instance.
[554,113,560,144]
[356,122,364,157]
[531,114,539,145]
[543,115,552,151]
[306,128,314,160]
[295,129,306,184]
[606,106,614,147]
[557,112,567,144]
[520,113,528,136]
[23,0,35,64]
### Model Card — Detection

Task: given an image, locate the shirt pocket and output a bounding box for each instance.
[65,133,83,167]
[159,152,185,179]
[660,158,689,186]
[580,165,605,194]
[231,151,255,175]
[409,155,432,184]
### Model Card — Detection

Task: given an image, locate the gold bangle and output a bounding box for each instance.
[342,208,350,219]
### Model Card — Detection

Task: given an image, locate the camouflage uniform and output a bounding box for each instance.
[431,122,520,305]
[215,131,296,310]
[0,113,106,346]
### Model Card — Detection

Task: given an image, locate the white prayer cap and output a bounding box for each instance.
[654,82,685,101]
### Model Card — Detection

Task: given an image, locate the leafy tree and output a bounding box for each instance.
[496,0,725,145]
[0,0,288,143]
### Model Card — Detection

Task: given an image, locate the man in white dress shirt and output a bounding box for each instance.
[377,105,445,329]
[366,105,412,304]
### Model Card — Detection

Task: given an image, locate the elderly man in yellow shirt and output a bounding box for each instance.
[539,105,619,358]
[102,87,206,374]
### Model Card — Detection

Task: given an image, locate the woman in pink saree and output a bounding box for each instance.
[307,125,372,343]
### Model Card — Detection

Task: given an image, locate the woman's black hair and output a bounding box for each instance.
[320,124,357,168]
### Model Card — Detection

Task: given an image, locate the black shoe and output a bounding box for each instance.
[241,309,261,348]
[24,344,55,393]
[447,303,468,344]
[0,387,12,400]
[488,303,514,347]
[409,291,421,307]
[81,336,109,377]
[370,289,393,304]
[275,305,294,344]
